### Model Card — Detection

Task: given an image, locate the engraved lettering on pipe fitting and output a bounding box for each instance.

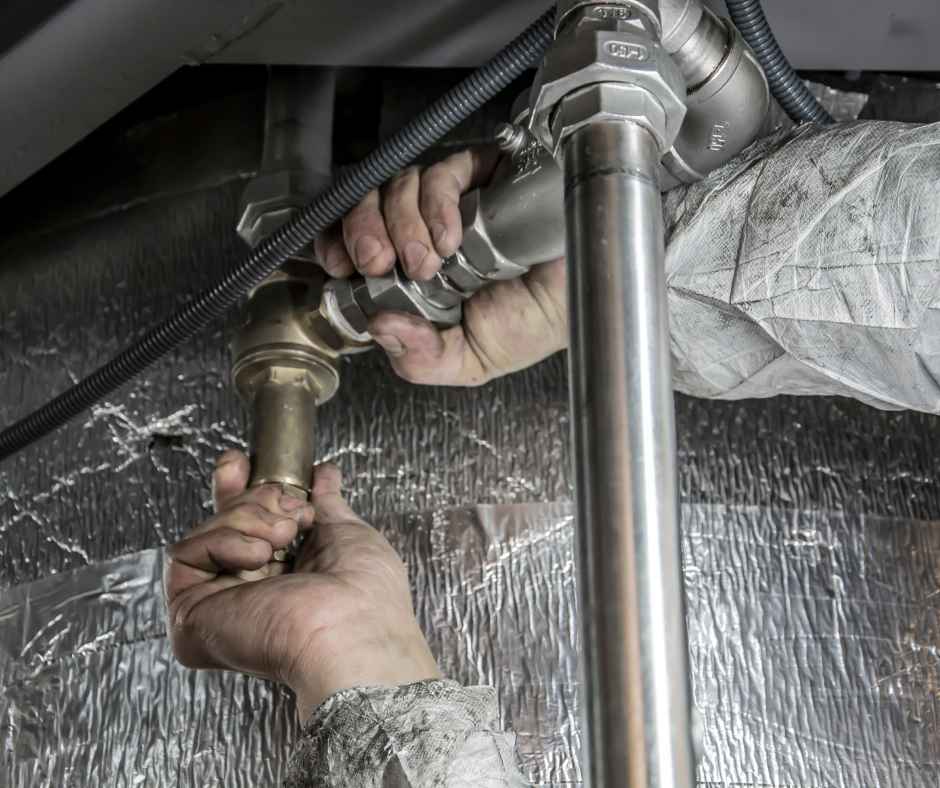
[605,40,650,61]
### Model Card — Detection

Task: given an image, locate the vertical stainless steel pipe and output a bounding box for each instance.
[563,120,694,787]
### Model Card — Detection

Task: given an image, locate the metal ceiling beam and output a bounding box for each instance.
[0,0,284,198]
[1,0,938,199]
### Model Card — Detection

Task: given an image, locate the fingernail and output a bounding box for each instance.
[373,333,405,357]
[279,495,304,512]
[324,249,345,274]
[418,254,441,281]
[404,240,429,274]
[355,235,382,267]
[429,222,448,249]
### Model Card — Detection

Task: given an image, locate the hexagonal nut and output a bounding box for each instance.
[322,278,371,339]
[458,190,532,281]
[552,82,669,152]
[440,250,490,295]
[236,168,330,248]
[365,265,461,327]
[529,26,686,155]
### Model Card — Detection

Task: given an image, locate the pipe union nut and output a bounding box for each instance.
[552,82,671,153]
[530,28,686,155]
[233,351,340,408]
[321,277,371,337]
[365,266,462,325]
[459,190,532,281]
[323,266,463,342]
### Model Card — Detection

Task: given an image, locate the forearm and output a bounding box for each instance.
[285,680,527,788]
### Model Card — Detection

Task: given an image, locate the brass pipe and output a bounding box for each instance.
[231,263,364,499]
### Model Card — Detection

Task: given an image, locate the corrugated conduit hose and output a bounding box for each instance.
[725,0,833,125]
[0,9,556,461]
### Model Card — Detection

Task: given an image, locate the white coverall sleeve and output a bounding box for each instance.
[284,680,527,788]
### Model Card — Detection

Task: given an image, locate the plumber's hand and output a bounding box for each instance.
[316,147,568,386]
[164,450,440,721]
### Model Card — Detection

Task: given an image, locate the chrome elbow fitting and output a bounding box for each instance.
[661,3,770,185]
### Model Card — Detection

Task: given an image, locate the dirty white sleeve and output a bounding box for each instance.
[284,679,528,788]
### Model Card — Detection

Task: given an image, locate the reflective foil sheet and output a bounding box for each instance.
[2,81,940,787]
[3,505,940,786]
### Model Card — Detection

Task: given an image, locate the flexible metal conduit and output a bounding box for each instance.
[0,9,555,461]
[725,0,832,125]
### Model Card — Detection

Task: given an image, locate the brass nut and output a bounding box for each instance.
[232,353,340,407]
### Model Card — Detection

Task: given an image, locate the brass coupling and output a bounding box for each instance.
[231,262,365,499]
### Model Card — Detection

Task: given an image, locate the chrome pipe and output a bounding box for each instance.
[563,120,694,787]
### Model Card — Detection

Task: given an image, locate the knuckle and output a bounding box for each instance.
[385,217,422,241]
[344,197,381,228]
[387,167,420,193]
[233,501,264,520]
[383,190,416,217]
[248,537,273,561]
[421,162,455,189]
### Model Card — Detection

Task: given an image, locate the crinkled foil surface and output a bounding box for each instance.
[2,85,940,785]
[4,506,940,786]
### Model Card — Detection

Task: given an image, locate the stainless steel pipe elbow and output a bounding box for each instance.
[319,0,770,344]
[661,0,770,185]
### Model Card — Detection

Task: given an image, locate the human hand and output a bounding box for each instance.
[315,147,569,386]
[164,450,440,720]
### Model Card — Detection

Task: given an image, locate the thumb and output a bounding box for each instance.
[369,312,490,387]
[310,464,365,526]
[212,450,251,513]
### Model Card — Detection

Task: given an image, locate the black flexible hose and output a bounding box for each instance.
[725,0,833,125]
[0,10,555,462]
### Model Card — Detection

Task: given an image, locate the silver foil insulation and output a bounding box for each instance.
[3,83,940,785]
[3,506,940,786]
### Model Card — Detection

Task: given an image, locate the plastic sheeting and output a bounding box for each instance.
[665,120,940,412]
[4,504,940,786]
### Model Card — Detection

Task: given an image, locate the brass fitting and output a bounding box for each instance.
[231,262,366,499]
